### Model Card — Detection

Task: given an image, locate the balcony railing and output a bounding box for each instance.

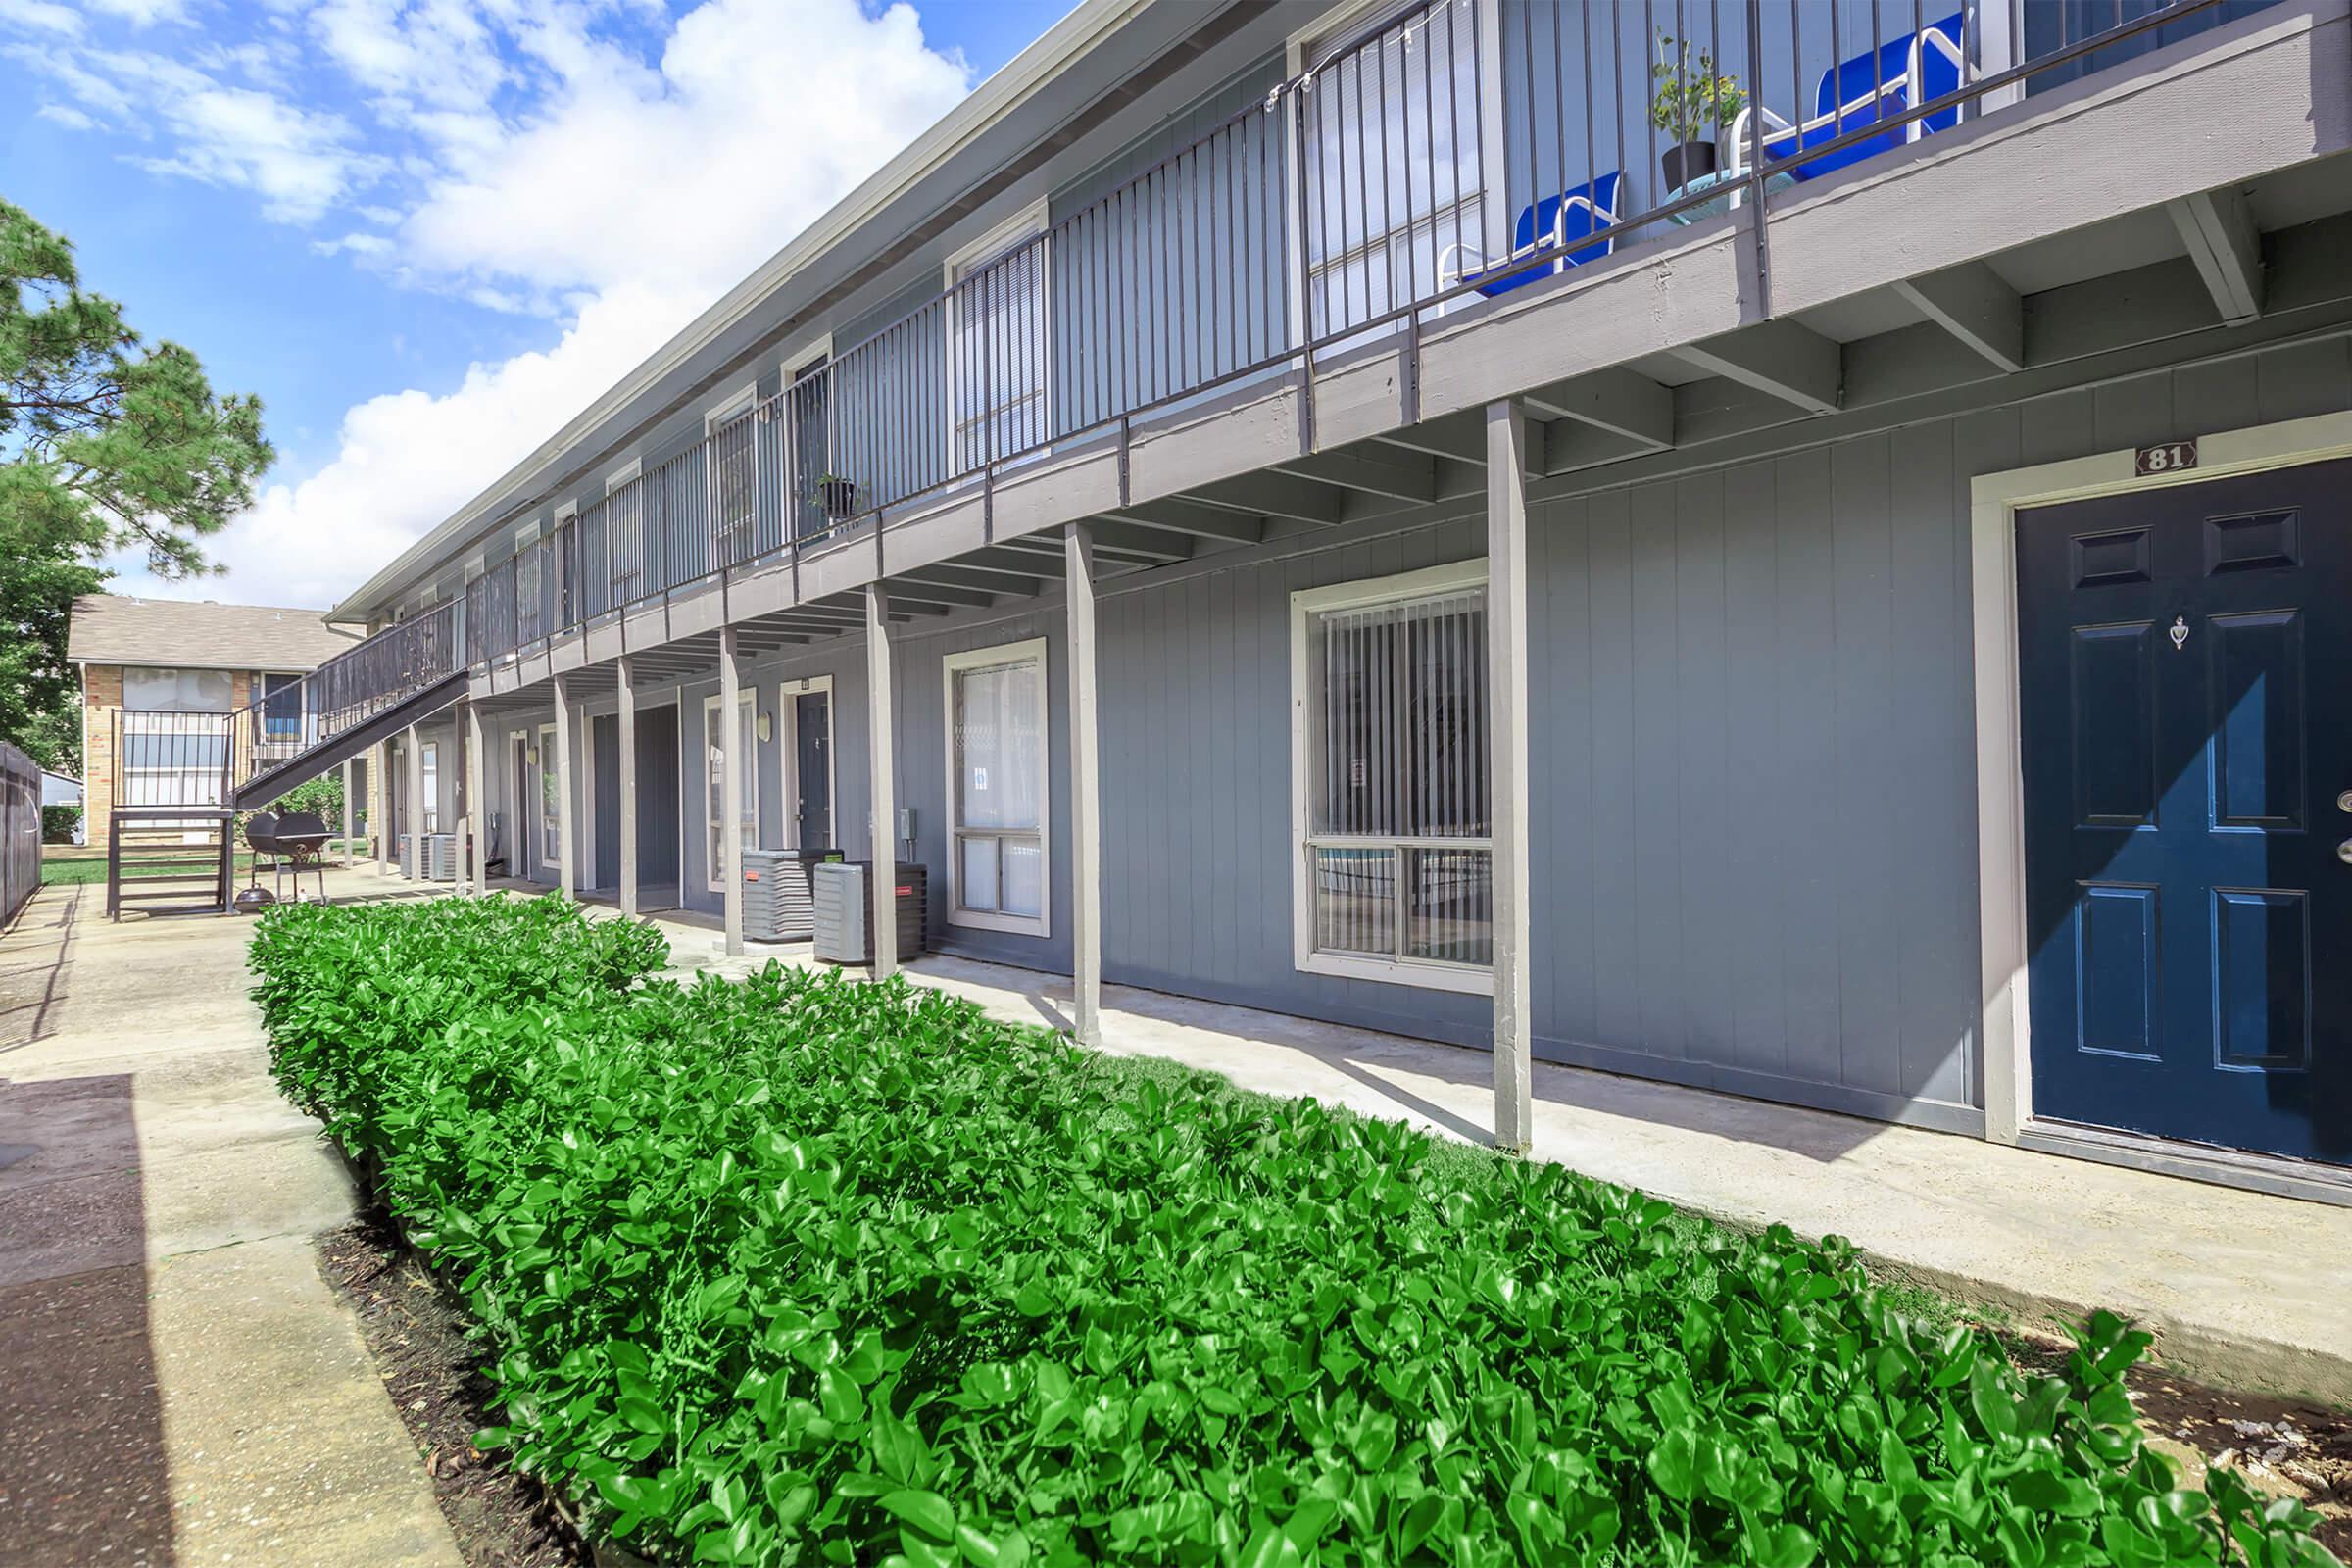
[407,0,2244,673]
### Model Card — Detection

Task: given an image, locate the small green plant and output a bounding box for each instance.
[251,897,2339,1568]
[1650,31,1747,145]
[805,472,859,514]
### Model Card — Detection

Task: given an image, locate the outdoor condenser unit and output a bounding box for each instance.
[811,860,926,965]
[398,831,417,878]
[422,833,459,882]
[741,848,833,942]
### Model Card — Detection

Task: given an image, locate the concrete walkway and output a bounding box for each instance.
[657,919,2352,1409]
[0,872,462,1568]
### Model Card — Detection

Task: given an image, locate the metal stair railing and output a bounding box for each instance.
[227,599,461,803]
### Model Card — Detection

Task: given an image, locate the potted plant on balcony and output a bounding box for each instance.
[807,473,859,521]
[1650,31,1747,192]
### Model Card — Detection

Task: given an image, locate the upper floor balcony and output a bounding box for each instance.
[280,0,2333,761]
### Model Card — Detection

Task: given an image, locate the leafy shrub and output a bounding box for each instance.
[41,804,80,843]
[253,897,2335,1568]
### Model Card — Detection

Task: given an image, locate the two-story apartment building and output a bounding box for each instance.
[238,0,2352,1201]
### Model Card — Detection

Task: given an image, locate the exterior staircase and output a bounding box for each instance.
[106,808,234,920]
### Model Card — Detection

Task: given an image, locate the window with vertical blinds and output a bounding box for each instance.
[1295,564,1492,985]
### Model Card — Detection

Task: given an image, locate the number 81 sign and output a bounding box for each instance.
[2134,439,2198,476]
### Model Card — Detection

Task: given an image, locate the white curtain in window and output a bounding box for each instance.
[122,667,234,711]
[953,655,1044,920]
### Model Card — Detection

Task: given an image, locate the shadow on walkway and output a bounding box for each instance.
[0,1070,173,1565]
[0,885,79,1055]
[905,953,1890,1164]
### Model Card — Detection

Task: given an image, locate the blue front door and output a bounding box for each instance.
[2018,460,2350,1166]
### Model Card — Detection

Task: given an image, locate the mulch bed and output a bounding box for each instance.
[318,1215,589,1568]
[2007,1330,2352,1561]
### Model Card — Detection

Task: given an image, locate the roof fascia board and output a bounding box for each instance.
[332,0,1200,622]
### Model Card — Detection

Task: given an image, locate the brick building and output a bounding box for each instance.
[69,597,360,849]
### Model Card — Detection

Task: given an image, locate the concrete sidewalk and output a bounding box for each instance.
[0,872,462,1568]
[662,921,2352,1409]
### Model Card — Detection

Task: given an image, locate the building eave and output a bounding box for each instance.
[329,0,1210,625]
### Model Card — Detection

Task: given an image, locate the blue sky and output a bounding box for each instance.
[0,0,1070,608]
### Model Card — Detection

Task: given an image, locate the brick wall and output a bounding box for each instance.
[81,664,121,851]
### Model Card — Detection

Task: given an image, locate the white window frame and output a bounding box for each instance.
[1289,559,1494,996]
[944,198,1051,472]
[421,740,440,834]
[779,674,836,850]
[943,637,1052,938]
[536,722,560,871]
[702,689,759,894]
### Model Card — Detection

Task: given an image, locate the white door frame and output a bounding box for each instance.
[702,688,758,893]
[508,729,531,881]
[536,722,558,879]
[1970,410,2352,1147]
[580,707,601,890]
[779,674,836,850]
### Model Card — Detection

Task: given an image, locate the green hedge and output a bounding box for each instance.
[251,897,2331,1568]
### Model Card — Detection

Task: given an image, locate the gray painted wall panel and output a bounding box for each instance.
[465,331,2349,1137]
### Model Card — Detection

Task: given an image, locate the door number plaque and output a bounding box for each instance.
[2135,440,2198,476]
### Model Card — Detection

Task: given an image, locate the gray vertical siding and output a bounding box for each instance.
[1523,433,1977,1126]
[1070,332,2352,1132]
[464,332,2351,1137]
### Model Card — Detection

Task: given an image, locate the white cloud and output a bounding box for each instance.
[310,229,395,257]
[86,0,193,24]
[112,63,389,221]
[36,101,95,129]
[119,282,709,607]
[0,0,81,37]
[102,0,976,610]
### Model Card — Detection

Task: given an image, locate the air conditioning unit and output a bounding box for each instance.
[398,832,417,878]
[812,860,926,965]
[422,833,459,882]
[742,848,833,942]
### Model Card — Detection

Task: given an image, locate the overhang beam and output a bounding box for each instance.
[1892,262,2025,373]
[2168,186,2264,324]
[1672,319,1841,416]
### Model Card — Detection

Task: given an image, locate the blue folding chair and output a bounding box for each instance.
[1440,172,1623,298]
[1729,12,1966,186]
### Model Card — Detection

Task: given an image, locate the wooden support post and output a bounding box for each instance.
[1065,522,1102,1046]
[1486,400,1535,1155]
[720,627,745,956]
[465,701,487,895]
[340,758,356,869]
[618,655,639,920]
[404,724,424,881]
[865,584,898,980]
[554,674,576,899]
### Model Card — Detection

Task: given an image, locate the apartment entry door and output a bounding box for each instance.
[2016,458,2350,1166]
[782,676,835,850]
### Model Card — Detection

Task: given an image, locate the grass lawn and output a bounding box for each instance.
[248,895,2338,1568]
[41,843,362,887]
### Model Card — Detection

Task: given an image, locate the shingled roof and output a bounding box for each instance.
[68,595,363,672]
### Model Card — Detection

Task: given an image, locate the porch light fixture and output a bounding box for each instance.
[757,711,773,744]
